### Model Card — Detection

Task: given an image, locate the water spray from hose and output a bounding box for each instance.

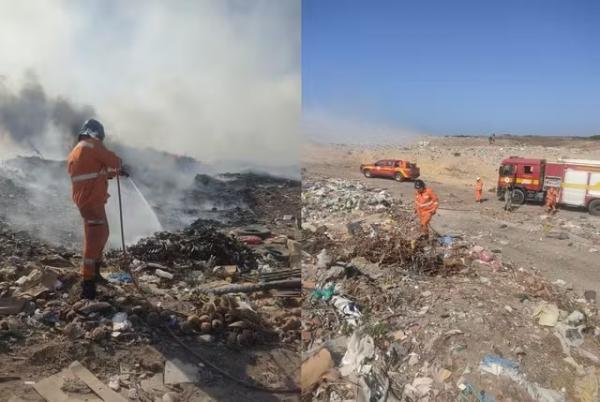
[127,177,163,232]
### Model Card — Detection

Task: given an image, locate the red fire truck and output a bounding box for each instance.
[497,157,600,215]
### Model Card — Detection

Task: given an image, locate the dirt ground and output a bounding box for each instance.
[303,137,600,295]
[0,169,301,402]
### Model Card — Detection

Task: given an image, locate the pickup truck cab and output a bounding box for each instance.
[360,159,420,181]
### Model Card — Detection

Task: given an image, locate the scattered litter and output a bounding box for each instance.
[331,295,361,326]
[164,359,201,385]
[301,348,334,391]
[155,269,174,280]
[112,312,132,332]
[311,285,335,301]
[479,354,564,402]
[533,302,560,327]
[107,272,132,283]
[339,332,375,377]
[438,235,455,246]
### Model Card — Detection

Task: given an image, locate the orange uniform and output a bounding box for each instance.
[415,188,439,236]
[546,187,558,214]
[475,180,483,202]
[67,138,121,280]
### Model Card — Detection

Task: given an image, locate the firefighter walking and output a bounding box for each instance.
[414,180,439,240]
[67,119,128,300]
[475,177,483,203]
[546,186,559,215]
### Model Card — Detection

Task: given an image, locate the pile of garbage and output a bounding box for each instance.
[123,224,258,271]
[302,178,395,221]
[0,211,301,399]
[301,210,600,401]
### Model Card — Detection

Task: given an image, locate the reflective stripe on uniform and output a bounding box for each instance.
[71,170,108,183]
[417,201,434,208]
[72,172,100,182]
[77,141,95,149]
[86,219,105,225]
[83,258,96,266]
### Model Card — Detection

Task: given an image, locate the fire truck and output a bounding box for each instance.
[497,156,600,215]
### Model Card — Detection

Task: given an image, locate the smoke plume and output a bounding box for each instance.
[0,0,300,168]
[0,73,94,155]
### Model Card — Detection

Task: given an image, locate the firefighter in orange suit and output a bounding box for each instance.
[545,186,559,215]
[414,180,439,240]
[475,177,484,203]
[67,119,128,299]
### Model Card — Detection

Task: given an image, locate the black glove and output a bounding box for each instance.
[119,164,131,177]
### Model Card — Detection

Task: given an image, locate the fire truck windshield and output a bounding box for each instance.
[500,165,514,176]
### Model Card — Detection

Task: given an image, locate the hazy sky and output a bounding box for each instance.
[303,0,600,140]
[0,0,300,165]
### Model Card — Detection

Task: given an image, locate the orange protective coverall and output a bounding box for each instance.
[67,138,121,280]
[475,180,484,202]
[546,187,558,213]
[415,188,439,236]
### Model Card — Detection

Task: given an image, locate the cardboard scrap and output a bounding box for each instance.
[301,348,334,391]
[33,367,102,402]
[68,361,128,402]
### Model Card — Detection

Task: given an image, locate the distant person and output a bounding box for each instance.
[492,133,496,143]
[545,186,559,215]
[503,179,514,212]
[475,177,484,203]
[67,119,128,300]
[414,180,439,240]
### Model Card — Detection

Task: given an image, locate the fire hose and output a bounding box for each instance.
[115,174,300,394]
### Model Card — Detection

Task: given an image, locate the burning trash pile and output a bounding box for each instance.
[301,182,600,401]
[122,224,258,271]
[0,210,301,399]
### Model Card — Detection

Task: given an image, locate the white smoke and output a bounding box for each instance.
[303,108,426,144]
[0,0,300,167]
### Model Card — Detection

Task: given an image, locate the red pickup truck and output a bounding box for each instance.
[360,159,420,181]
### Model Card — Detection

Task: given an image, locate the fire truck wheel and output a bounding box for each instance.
[394,173,404,182]
[363,170,372,178]
[511,189,525,205]
[589,199,600,216]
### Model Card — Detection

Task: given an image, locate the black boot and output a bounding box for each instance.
[94,262,109,286]
[81,280,97,300]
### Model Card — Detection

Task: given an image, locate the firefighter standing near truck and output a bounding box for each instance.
[475,177,484,203]
[67,119,128,300]
[546,186,559,215]
[414,180,439,240]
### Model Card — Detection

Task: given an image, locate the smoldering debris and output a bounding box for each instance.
[0,168,301,397]
[124,225,258,271]
[0,150,300,249]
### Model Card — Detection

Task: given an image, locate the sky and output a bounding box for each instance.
[303,0,600,141]
[0,0,299,168]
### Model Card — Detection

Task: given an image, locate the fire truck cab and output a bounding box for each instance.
[497,157,546,205]
[497,156,600,215]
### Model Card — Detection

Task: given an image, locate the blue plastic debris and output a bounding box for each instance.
[438,235,455,246]
[107,272,132,283]
[480,354,519,374]
[460,383,496,402]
